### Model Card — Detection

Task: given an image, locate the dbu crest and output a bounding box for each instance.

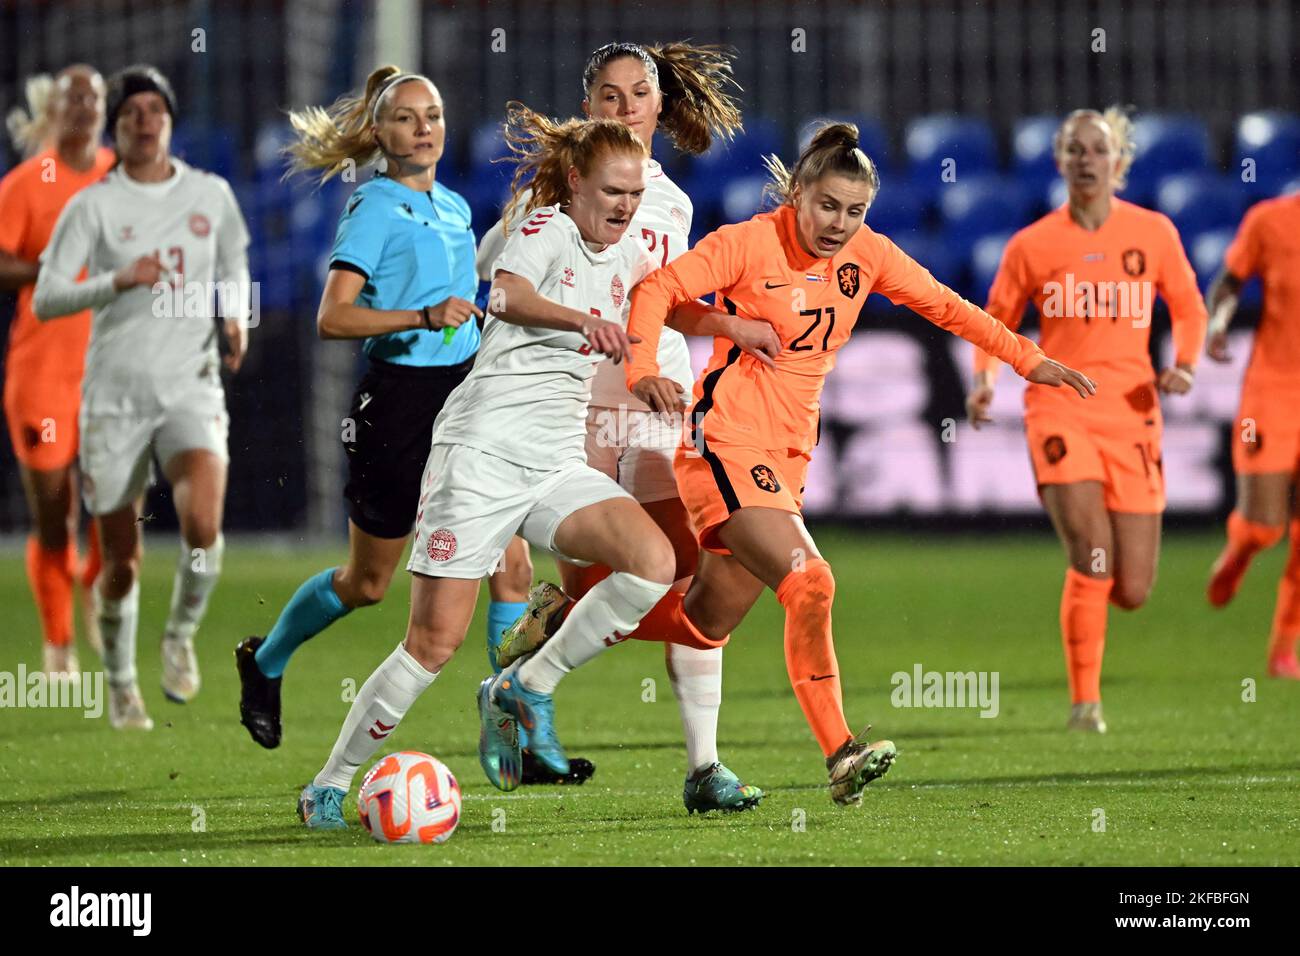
[751,464,781,493]
[837,262,861,298]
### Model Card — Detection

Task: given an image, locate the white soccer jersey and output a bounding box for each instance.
[432,205,655,467]
[34,159,251,415]
[475,160,695,410]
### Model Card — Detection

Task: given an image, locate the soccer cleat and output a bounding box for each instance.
[297,783,347,830]
[683,762,764,815]
[236,637,282,748]
[495,582,573,671]
[477,675,522,791]
[1267,652,1300,680]
[108,682,154,731]
[826,730,896,806]
[160,634,200,703]
[492,670,568,776]
[520,750,596,786]
[1066,701,1108,733]
[42,643,80,680]
[1207,547,1253,608]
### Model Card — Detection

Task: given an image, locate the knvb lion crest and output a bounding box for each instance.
[1043,435,1068,465]
[751,464,781,493]
[1122,248,1146,276]
[837,262,861,298]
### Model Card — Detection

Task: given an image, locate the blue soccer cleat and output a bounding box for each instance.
[492,670,568,776]
[683,762,764,815]
[297,783,347,829]
[477,675,522,791]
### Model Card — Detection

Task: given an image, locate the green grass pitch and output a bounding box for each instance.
[1,529,1297,866]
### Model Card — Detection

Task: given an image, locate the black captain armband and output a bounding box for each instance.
[421,305,434,330]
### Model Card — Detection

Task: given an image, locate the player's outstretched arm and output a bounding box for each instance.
[491,270,637,363]
[316,268,480,340]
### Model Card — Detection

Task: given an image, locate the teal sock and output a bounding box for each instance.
[487,600,527,674]
[255,567,350,678]
[488,600,529,748]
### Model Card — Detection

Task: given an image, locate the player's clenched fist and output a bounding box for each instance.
[1027,357,1097,399]
[581,317,640,365]
[966,383,995,429]
[112,253,168,291]
[631,374,687,414]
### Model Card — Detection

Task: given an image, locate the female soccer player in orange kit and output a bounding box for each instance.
[1203,189,1300,680]
[0,65,114,678]
[623,123,1095,804]
[967,108,1208,732]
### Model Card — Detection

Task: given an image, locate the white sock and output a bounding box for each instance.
[100,581,140,687]
[667,643,723,775]
[164,534,224,643]
[314,642,438,792]
[517,571,670,694]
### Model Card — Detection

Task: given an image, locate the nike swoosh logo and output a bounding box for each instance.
[358,394,373,411]
[810,674,835,681]
[764,280,790,289]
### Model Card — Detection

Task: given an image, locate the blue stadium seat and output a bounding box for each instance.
[890,229,961,292]
[936,174,1031,262]
[1124,113,1211,206]
[1045,177,1068,210]
[904,115,997,185]
[464,119,513,226]
[1155,172,1247,238]
[1189,227,1262,307]
[254,120,297,184]
[797,114,890,172]
[969,232,1015,304]
[1282,176,1300,197]
[721,175,767,222]
[1011,115,1060,194]
[171,123,239,181]
[1234,111,1300,197]
[866,179,926,234]
[685,117,783,222]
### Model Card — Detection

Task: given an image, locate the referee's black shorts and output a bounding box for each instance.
[342,356,473,539]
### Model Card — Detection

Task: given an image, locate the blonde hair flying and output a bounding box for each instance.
[6,73,56,158]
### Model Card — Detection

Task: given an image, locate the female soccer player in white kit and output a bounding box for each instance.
[297,111,679,829]
[477,42,779,813]
[33,65,251,729]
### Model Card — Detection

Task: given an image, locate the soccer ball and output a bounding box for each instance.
[357,751,462,844]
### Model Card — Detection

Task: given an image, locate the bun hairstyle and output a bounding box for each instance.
[762,121,879,207]
[284,64,436,185]
[499,101,649,230]
[582,40,743,155]
[1053,105,1136,190]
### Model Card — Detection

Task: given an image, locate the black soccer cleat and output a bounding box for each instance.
[520,749,596,786]
[236,636,282,749]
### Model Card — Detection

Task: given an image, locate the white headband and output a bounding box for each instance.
[370,73,432,124]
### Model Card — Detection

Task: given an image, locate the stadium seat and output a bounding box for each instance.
[1155,172,1247,238]
[904,115,997,185]
[685,116,783,222]
[890,229,962,292]
[1124,113,1212,206]
[1189,228,1261,307]
[969,232,1015,304]
[254,120,297,184]
[866,179,926,234]
[1011,115,1061,194]
[463,118,513,227]
[797,114,891,171]
[936,173,1031,263]
[171,123,240,181]
[1282,176,1300,197]
[1234,111,1300,197]
[721,175,768,222]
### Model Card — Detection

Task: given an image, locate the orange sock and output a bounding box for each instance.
[1267,519,1300,662]
[777,559,852,757]
[80,519,102,591]
[628,590,728,649]
[1061,568,1112,703]
[25,536,75,648]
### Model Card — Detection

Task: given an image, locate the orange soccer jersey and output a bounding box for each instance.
[975,199,1207,511]
[1223,193,1300,475]
[627,202,1044,548]
[0,146,115,470]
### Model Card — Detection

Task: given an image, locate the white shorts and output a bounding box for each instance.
[79,388,229,516]
[407,443,633,579]
[584,406,683,505]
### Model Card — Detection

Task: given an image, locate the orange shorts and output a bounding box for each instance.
[1232,388,1300,476]
[3,378,81,472]
[1025,405,1165,514]
[673,440,810,554]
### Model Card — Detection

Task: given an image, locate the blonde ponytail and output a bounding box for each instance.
[6,73,56,158]
[762,121,878,207]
